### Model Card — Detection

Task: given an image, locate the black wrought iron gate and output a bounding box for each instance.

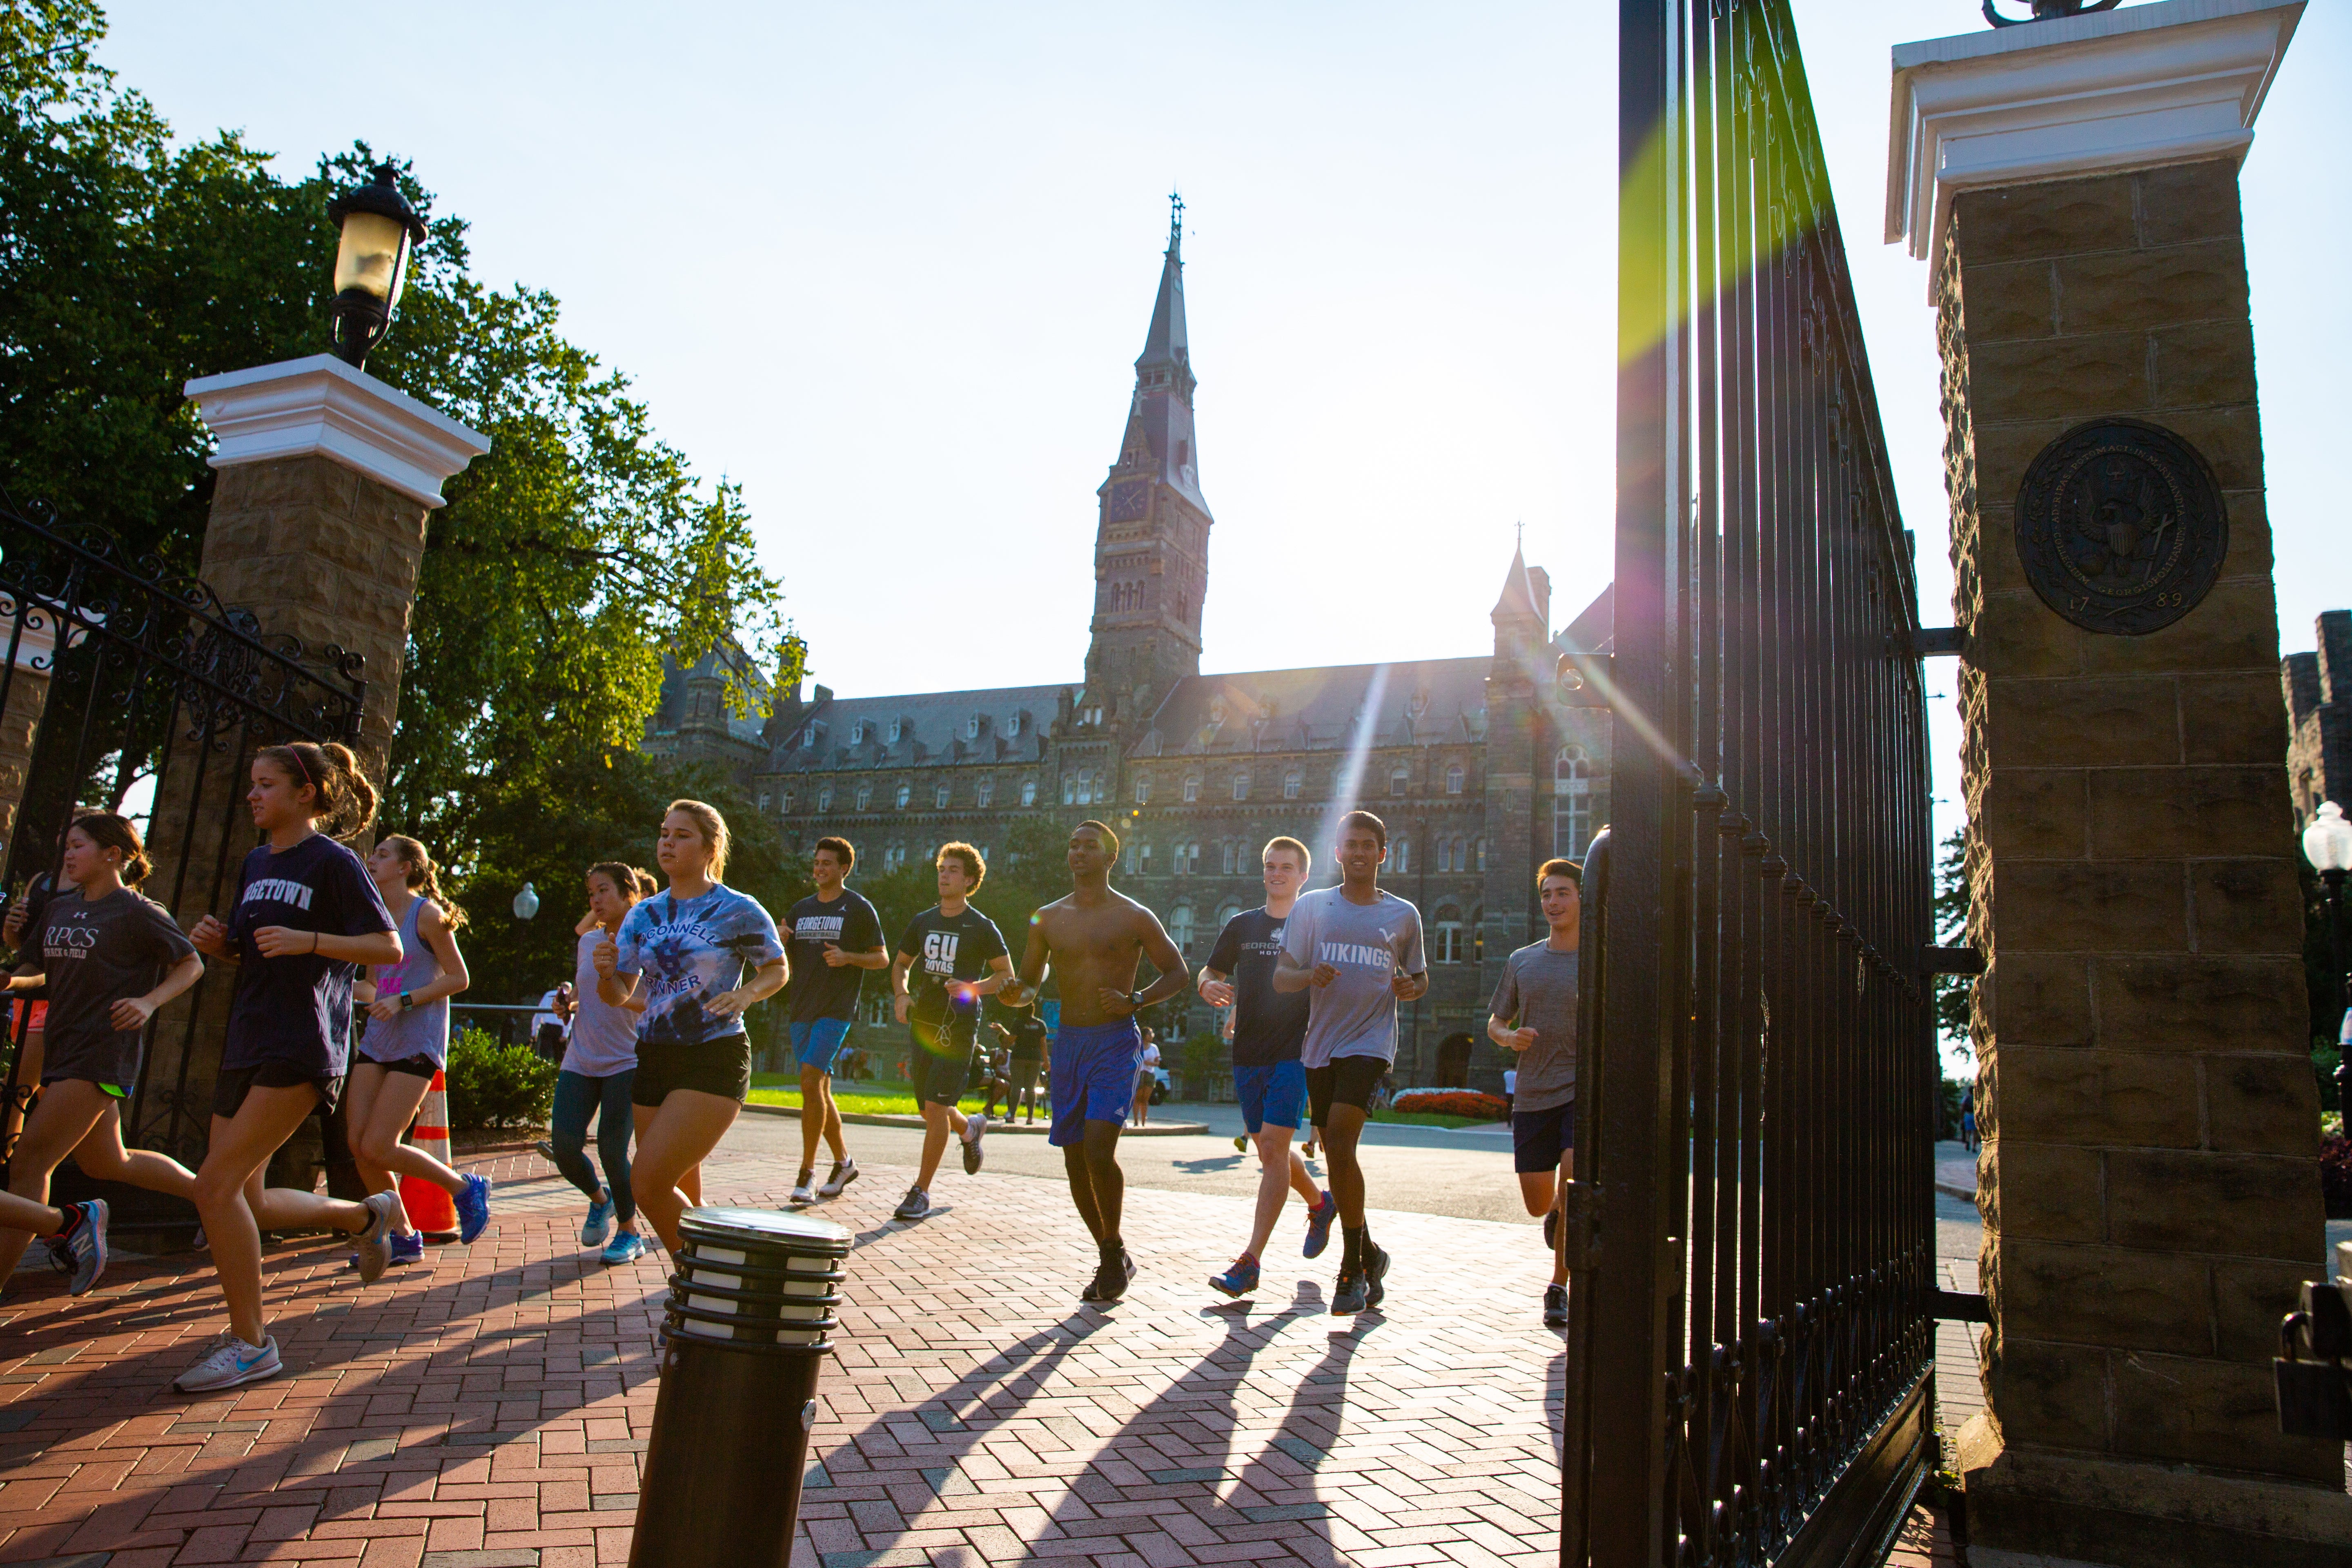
[0,488,365,1208]
[1561,3,1938,1565]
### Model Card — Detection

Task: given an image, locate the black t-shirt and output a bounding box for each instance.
[222,835,395,1076]
[1003,1007,1047,1062]
[783,889,884,1023]
[1206,906,1310,1068]
[894,905,1008,1026]
[39,886,196,1087]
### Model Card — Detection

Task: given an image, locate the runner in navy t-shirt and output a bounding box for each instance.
[781,836,887,1205]
[1196,836,1336,1299]
[179,741,407,1396]
[887,844,1013,1221]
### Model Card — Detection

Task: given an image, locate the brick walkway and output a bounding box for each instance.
[0,1140,1960,1566]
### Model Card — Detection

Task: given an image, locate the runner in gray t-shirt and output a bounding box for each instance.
[1274,810,1426,1316]
[1487,855,1584,1326]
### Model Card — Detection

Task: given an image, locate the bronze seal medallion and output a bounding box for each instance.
[2013,417,2227,635]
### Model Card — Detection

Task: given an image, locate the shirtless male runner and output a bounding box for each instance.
[1273,810,1427,1314]
[1006,820,1189,1303]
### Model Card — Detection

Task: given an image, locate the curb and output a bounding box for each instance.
[1935,1181,1977,1204]
[737,1102,1211,1137]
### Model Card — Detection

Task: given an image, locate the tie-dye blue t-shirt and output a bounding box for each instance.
[612,884,785,1049]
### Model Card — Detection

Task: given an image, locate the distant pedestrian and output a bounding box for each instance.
[1960,1086,1978,1152]
[1503,1066,1517,1114]
[1132,1029,1160,1126]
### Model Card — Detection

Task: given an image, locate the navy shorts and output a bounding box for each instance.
[1512,1100,1577,1174]
[909,1013,979,1108]
[791,1018,853,1072]
[1049,1018,1142,1147]
[1233,1060,1307,1135]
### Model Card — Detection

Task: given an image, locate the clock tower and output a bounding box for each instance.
[1082,197,1210,729]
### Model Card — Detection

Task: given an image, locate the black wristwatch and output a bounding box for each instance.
[1126,989,1147,1011]
[400,991,414,1011]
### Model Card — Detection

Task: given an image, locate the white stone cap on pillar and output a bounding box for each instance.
[1885,0,2303,287]
[184,354,490,510]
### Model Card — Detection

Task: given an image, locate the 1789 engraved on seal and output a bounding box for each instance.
[2013,417,2227,636]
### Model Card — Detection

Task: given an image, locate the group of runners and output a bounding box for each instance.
[0,763,1582,1387]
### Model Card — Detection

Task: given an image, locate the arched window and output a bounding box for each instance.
[895,782,912,809]
[849,721,865,744]
[818,784,834,811]
[1214,900,1242,934]
[1062,773,1076,805]
[1138,842,1154,875]
[1183,774,1201,802]
[888,718,904,743]
[1555,746,1594,857]
[1134,775,1151,804]
[855,784,872,811]
[780,791,793,815]
[1169,903,1195,951]
[1446,764,1465,795]
[1221,842,1238,875]
[934,783,951,809]
[976,778,994,807]
[1020,779,1038,806]
[1283,768,1303,800]
[757,792,770,813]
[1476,837,1489,872]
[966,713,982,739]
[1389,766,1410,797]
[1392,838,1410,875]
[1007,713,1024,738]
[1432,904,1465,964]
[1232,771,1250,802]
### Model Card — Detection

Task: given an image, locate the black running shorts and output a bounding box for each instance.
[630,1034,753,1107]
[214,1061,343,1120]
[1305,1055,1387,1127]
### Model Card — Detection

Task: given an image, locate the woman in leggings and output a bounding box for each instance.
[345,835,487,1264]
[592,801,785,1252]
[0,813,206,1294]
[180,741,405,1394]
[546,862,656,1265]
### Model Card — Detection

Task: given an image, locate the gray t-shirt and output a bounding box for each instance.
[39,885,196,1089]
[1281,886,1426,1068]
[1491,940,1579,1113]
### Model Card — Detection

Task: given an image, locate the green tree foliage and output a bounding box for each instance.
[1932,828,1970,1061]
[0,3,794,989]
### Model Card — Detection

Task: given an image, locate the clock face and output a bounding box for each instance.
[1107,481,1148,523]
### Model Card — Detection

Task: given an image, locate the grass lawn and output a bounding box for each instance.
[1365,1109,1504,1129]
[746,1075,986,1118]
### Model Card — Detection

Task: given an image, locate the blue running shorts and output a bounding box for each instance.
[1232,1060,1307,1135]
[790,1018,853,1072]
[1049,1018,1143,1147]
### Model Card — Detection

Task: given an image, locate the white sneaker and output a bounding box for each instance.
[816,1158,859,1198]
[354,1191,404,1284]
[173,1332,281,1393]
[790,1174,816,1205]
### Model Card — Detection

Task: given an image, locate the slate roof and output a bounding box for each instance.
[649,642,774,744]
[765,683,1063,773]
[1134,657,1492,758]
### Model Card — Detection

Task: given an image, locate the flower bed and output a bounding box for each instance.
[1391,1088,1510,1122]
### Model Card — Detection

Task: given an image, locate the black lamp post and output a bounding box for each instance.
[325,163,428,370]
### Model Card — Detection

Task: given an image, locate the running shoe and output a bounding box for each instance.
[1543,1203,1560,1254]
[1233,1135,1247,1153]
[961,1113,988,1175]
[354,1191,402,1283]
[1302,1192,1337,1259]
[454,1173,492,1244]
[1087,1247,1136,1303]
[173,1332,281,1393]
[1209,1254,1260,1298]
[1330,1269,1369,1314]
[893,1186,931,1222]
[1543,1283,1568,1328]
[534,1138,559,1167]
[601,1231,647,1266]
[43,1235,71,1276]
[60,1200,106,1296]
[1363,1243,1390,1310]
[817,1158,859,1197]
[581,1193,613,1247]
[790,1171,816,1205]
[390,1232,425,1267]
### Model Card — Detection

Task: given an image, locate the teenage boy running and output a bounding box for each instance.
[1273,810,1426,1314]
[1007,821,1188,1302]
[1198,835,1336,1298]
[1488,857,1581,1327]
[782,837,889,1204]
[890,844,1011,1220]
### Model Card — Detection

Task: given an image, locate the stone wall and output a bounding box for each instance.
[2283,608,2352,829]
[1940,156,2337,1529]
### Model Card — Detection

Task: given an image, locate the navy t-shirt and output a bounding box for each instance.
[1206,906,1310,1068]
[222,834,395,1076]
[784,889,884,1024]
[894,906,1008,1027]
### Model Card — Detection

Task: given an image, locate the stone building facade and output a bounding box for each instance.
[2281,609,2350,831]
[650,215,1614,1089]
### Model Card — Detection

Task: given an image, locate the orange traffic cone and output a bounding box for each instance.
[401,1068,461,1241]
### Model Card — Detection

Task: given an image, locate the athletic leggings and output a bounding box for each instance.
[549,1068,636,1225]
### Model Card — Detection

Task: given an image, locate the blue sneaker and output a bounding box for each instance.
[1303,1192,1337,1259]
[1209,1254,1260,1298]
[60,1200,107,1296]
[581,1194,613,1247]
[389,1232,425,1267]
[601,1230,647,1265]
[454,1174,492,1244]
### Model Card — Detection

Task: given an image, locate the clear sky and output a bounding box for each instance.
[97,0,2350,858]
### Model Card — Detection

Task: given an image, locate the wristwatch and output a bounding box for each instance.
[399,991,414,1011]
[1126,989,1147,1011]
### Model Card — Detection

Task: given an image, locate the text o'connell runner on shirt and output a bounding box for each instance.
[612,884,786,1049]
[1278,886,1425,1069]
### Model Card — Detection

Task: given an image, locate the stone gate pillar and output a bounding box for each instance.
[135,355,484,1158]
[1887,3,2348,1564]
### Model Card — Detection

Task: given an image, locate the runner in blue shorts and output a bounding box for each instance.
[1008,820,1190,1304]
[1196,836,1334,1298]
[781,838,890,1204]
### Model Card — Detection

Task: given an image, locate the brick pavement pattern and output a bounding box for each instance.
[0,1140,1961,1566]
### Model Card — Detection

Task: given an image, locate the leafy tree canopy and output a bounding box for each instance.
[1,2,800,998]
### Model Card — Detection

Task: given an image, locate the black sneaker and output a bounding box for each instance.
[893,1186,930,1221]
[1363,1243,1389,1310]
[1330,1269,1369,1315]
[1543,1283,1568,1327]
[1087,1248,1136,1303]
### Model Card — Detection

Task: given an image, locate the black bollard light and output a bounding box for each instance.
[630,1207,852,1568]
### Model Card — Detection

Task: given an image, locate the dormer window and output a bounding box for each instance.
[1007,713,1024,738]
[1208,696,1226,725]
[849,722,865,744]
[966,713,982,739]
[887,718,904,744]
[801,722,821,749]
